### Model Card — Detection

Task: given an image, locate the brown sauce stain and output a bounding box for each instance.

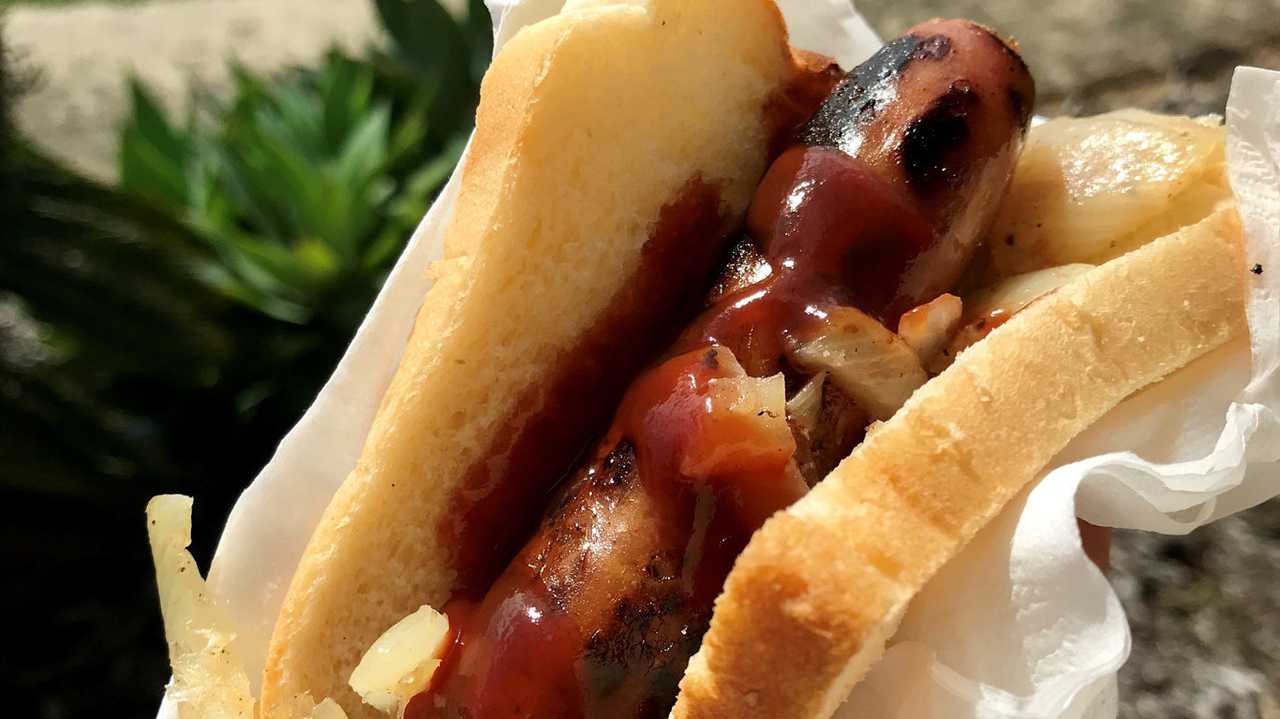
[440,178,730,596]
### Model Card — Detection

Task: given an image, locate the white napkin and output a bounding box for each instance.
[171,3,1280,718]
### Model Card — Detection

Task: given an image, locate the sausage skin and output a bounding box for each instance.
[410,19,1035,719]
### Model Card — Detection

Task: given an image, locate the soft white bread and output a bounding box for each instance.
[673,206,1246,719]
[260,1,799,716]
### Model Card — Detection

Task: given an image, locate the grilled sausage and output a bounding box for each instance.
[410,20,1035,719]
[750,18,1035,322]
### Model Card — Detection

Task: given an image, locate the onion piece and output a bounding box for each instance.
[986,110,1229,279]
[682,369,794,478]
[897,293,963,368]
[788,307,927,421]
[708,345,747,377]
[936,263,1098,373]
[145,495,256,719]
[785,371,827,438]
[964,263,1095,320]
[349,605,451,717]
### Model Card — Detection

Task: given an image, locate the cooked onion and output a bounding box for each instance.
[788,307,927,421]
[897,293,963,368]
[986,110,1229,279]
[785,371,827,438]
[964,264,1094,320]
[682,369,794,477]
[349,605,451,717]
[145,496,255,719]
[936,263,1098,373]
[707,373,788,423]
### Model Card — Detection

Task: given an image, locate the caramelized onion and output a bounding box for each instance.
[897,293,963,368]
[788,307,927,421]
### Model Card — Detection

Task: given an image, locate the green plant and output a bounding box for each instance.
[119,0,491,323]
[3,15,232,498]
[1,2,492,716]
[116,0,490,424]
[120,52,462,328]
[2,139,224,719]
[2,27,231,719]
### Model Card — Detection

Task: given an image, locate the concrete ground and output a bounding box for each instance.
[9,1,1280,717]
[6,0,382,179]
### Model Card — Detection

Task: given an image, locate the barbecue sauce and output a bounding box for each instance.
[683,146,938,375]
[410,152,936,718]
[443,178,728,596]
[410,16,1036,716]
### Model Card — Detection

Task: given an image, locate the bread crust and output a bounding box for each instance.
[260,1,797,716]
[673,207,1247,719]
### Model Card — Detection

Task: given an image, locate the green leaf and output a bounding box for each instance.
[375,0,466,81]
[368,46,445,118]
[236,108,329,236]
[386,97,430,169]
[123,78,190,164]
[409,131,467,196]
[229,62,271,110]
[320,50,375,148]
[194,253,309,324]
[333,104,390,190]
[206,143,288,241]
[464,0,494,83]
[271,80,327,160]
[366,133,466,271]
[363,226,407,273]
[185,140,237,236]
[119,78,192,209]
[293,236,342,279]
[232,234,318,290]
[383,133,465,227]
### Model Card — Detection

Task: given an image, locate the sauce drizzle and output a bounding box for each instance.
[412,154,937,718]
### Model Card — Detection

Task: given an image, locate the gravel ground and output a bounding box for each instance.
[1112,507,1280,719]
[10,1,1280,717]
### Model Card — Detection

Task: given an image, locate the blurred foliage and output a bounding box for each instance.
[1,2,491,717]
[119,53,466,327]
[116,0,490,419]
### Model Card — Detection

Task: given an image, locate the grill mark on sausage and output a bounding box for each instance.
[912,34,953,61]
[763,54,844,158]
[542,441,635,527]
[900,79,978,190]
[580,580,709,717]
[598,440,637,488]
[537,441,639,607]
[796,33,954,151]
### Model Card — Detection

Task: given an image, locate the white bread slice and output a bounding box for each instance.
[260,1,798,717]
[673,206,1247,719]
